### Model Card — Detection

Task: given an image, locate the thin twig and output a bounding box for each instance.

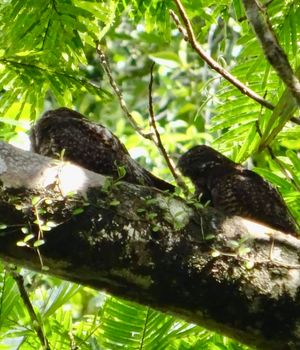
[169,1,274,110]
[11,270,50,349]
[242,0,300,107]
[96,43,183,191]
[170,0,299,149]
[96,43,152,140]
[148,63,189,194]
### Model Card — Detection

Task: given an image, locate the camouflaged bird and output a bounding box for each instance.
[178,145,298,235]
[30,107,174,192]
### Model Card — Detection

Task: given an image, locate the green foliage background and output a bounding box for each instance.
[0,0,299,348]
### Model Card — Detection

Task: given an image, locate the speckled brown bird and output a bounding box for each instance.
[30,107,174,192]
[178,145,298,235]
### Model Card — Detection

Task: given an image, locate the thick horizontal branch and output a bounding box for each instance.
[1,142,300,350]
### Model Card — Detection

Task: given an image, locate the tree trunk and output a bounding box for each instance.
[0,141,300,350]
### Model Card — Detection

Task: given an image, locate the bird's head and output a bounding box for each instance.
[30,108,86,153]
[178,145,236,180]
[41,107,86,121]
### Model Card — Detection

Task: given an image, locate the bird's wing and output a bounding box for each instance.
[212,169,298,234]
[31,115,174,191]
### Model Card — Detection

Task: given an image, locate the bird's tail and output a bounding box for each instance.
[144,170,175,192]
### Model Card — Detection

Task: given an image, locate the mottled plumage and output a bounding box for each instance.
[30,107,174,192]
[178,145,298,235]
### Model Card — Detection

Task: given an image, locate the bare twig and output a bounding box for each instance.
[96,43,152,140]
[170,0,299,149]
[11,270,50,349]
[148,63,189,194]
[242,0,300,107]
[96,43,184,191]
[169,1,274,110]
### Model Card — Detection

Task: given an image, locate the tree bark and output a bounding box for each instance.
[0,141,300,350]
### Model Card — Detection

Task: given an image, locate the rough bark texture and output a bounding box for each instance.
[0,141,300,350]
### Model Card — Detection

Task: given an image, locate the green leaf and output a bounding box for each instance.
[98,297,202,349]
[149,52,181,68]
[31,196,41,206]
[41,282,81,318]
[117,165,126,179]
[24,234,34,243]
[233,0,244,20]
[110,199,120,206]
[33,239,45,247]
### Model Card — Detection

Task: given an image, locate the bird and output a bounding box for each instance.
[177,145,298,235]
[30,107,174,192]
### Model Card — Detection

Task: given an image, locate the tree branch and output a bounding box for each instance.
[95,43,153,140]
[242,0,300,106]
[148,63,189,194]
[170,0,300,154]
[1,142,300,349]
[11,270,50,349]
[96,44,180,187]
[169,1,274,110]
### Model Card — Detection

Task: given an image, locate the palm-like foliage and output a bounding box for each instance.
[0,0,299,348]
[0,267,250,349]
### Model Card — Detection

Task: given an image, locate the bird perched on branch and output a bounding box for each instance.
[178,145,298,235]
[30,107,174,192]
